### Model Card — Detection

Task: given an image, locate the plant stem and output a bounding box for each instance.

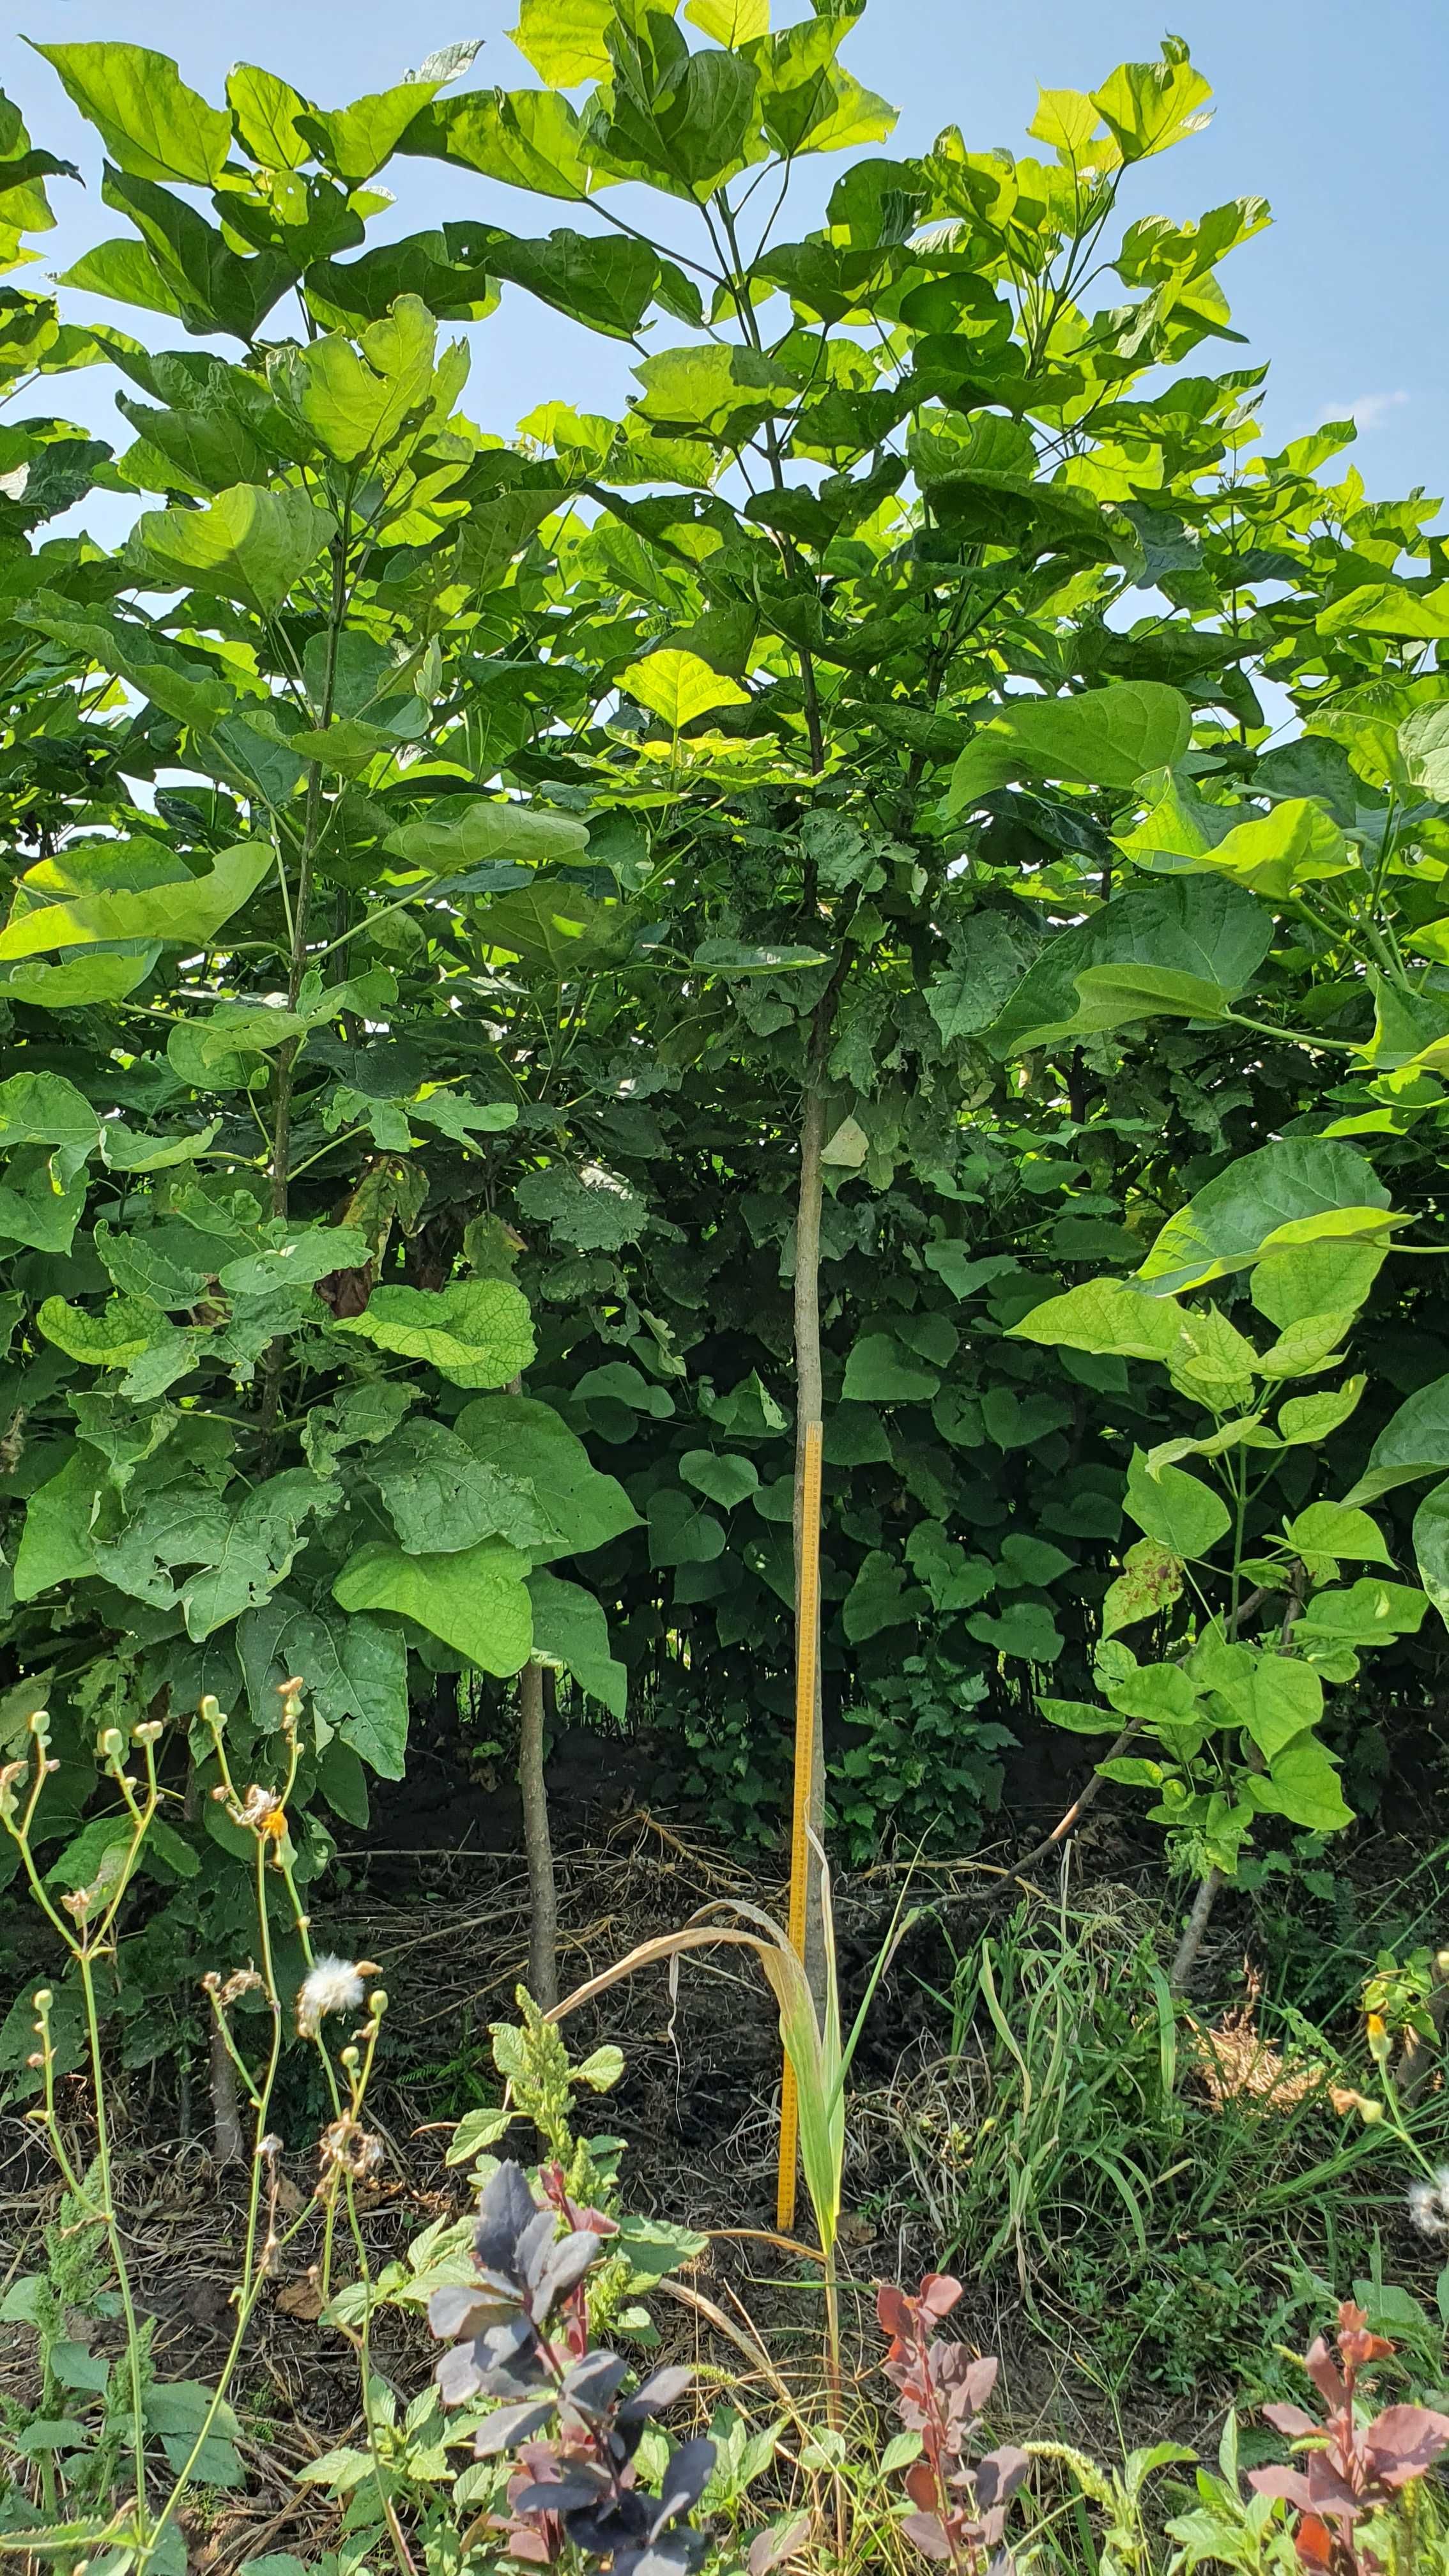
[821,2238,843,2431]
[209,2019,243,2165]
[76,1947,150,2534]
[519,1660,558,2010]
[1169,1867,1223,1992]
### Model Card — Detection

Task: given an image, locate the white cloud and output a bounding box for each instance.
[1314,389,1409,434]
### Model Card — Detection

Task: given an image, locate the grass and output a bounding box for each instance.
[854,1872,1449,2409]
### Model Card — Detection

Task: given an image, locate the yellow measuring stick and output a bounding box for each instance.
[777,1414,824,2234]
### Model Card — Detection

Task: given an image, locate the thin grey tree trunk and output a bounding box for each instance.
[519,1660,558,2009]
[1169,1868,1222,1993]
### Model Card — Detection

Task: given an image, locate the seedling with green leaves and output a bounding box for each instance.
[1015,1139,1429,1977]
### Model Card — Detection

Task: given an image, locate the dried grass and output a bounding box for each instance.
[1187,1963,1360,2116]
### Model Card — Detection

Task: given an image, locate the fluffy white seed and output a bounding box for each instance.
[296,1956,367,2038]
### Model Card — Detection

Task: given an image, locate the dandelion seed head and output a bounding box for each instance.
[296,1955,367,2037]
[1408,2170,1449,2237]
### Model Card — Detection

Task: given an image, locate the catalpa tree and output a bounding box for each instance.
[0,6,1445,2076]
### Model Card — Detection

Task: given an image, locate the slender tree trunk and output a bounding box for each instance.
[260,526,348,1457]
[1169,1867,1222,1993]
[792,1084,827,2012]
[519,1659,558,2009]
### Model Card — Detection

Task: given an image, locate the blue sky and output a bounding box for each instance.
[6,0,1446,521]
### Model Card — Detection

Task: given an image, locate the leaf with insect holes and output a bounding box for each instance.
[335,1280,535,1388]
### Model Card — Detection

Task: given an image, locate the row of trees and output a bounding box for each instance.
[2,10,1449,2076]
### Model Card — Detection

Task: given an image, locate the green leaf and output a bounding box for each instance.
[1352,1375,1449,1505]
[0,1070,100,1152]
[487,227,662,337]
[924,919,1026,1045]
[1011,1276,1184,1363]
[273,296,445,463]
[0,841,273,960]
[622,650,749,731]
[227,63,312,170]
[995,1533,1075,1587]
[38,1295,159,1369]
[399,88,597,202]
[296,83,445,185]
[841,1331,939,1402]
[574,1360,675,1420]
[217,1224,370,1298]
[1400,703,1449,802]
[1233,1650,1322,1761]
[527,1570,627,1719]
[0,952,159,1011]
[647,1487,725,1567]
[1252,1243,1385,1330]
[1413,1478,1449,1636]
[1285,1502,1393,1570]
[514,1164,647,1252]
[0,1152,89,1255]
[685,0,769,42]
[1250,1736,1353,1832]
[452,1394,640,1558]
[126,486,338,615]
[180,1471,335,1639]
[238,1594,409,1777]
[1137,797,1354,901]
[334,1537,533,1676]
[409,1093,518,1148]
[602,49,759,197]
[949,681,1190,808]
[843,1549,927,1643]
[1137,1140,1399,1298]
[31,42,231,185]
[1101,1538,1183,1637]
[336,1280,535,1388]
[1318,582,1449,640]
[1278,1380,1366,1446]
[510,0,616,87]
[678,1449,759,1510]
[387,798,590,875]
[987,876,1271,1057]
[1039,1696,1118,1735]
[13,1453,100,1600]
[1294,1577,1427,1655]
[1101,1659,1199,1727]
[371,1417,554,1556]
[16,596,236,731]
[966,1602,1064,1662]
[694,940,829,977]
[446,2106,515,2165]
[905,1521,995,1611]
[1124,1450,1230,1558]
[1091,47,1213,161]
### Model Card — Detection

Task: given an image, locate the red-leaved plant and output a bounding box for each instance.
[877,2274,1029,2575]
[1250,2299,1449,2573]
